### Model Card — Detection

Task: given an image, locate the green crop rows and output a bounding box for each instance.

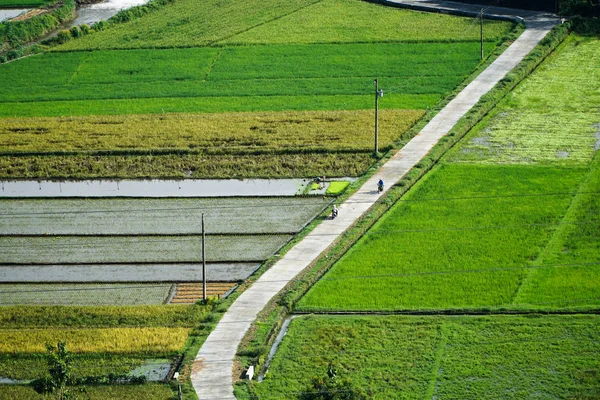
[448,35,600,165]
[297,164,590,311]
[57,0,512,50]
[0,0,514,179]
[297,33,600,313]
[0,0,51,7]
[0,42,492,118]
[254,315,600,399]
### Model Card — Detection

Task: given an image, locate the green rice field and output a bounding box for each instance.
[0,42,494,117]
[0,0,51,7]
[57,0,512,50]
[448,35,600,165]
[297,164,592,311]
[297,33,600,312]
[0,0,515,179]
[254,315,600,399]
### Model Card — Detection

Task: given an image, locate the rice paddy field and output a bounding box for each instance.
[297,33,600,313]
[0,283,174,305]
[253,315,600,399]
[0,0,516,179]
[250,30,600,400]
[0,196,330,287]
[0,304,211,398]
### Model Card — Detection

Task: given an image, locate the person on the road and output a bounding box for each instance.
[331,204,338,219]
[377,179,384,193]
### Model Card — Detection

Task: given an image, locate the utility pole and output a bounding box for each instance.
[373,78,384,155]
[480,8,484,61]
[202,213,206,302]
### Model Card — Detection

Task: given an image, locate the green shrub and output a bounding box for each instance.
[79,24,90,35]
[6,46,24,60]
[91,20,108,31]
[559,0,596,15]
[56,29,71,44]
[0,0,75,51]
[69,26,80,38]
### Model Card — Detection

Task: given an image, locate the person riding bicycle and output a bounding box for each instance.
[377,179,384,193]
[331,204,339,219]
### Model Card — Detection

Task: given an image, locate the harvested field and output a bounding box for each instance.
[170,282,237,304]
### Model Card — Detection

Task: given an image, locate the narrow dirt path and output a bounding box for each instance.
[191,3,561,399]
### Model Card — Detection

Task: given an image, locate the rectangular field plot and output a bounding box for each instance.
[447,35,600,166]
[255,315,600,399]
[0,197,331,235]
[0,42,489,117]
[55,0,322,50]
[0,234,290,264]
[0,283,172,305]
[221,0,513,45]
[0,327,190,354]
[297,164,587,311]
[55,0,513,51]
[515,156,600,307]
[0,110,420,154]
[0,263,260,283]
[0,354,169,381]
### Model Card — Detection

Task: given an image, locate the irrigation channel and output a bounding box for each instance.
[71,0,149,26]
[0,9,29,22]
[0,178,345,305]
[0,178,333,197]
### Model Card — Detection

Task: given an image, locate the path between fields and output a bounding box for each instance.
[191,3,561,399]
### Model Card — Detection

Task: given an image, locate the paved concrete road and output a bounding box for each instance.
[191,3,561,399]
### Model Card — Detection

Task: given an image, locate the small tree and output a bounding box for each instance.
[300,363,371,400]
[46,341,72,400]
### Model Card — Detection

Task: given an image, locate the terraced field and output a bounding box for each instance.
[0,0,515,179]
